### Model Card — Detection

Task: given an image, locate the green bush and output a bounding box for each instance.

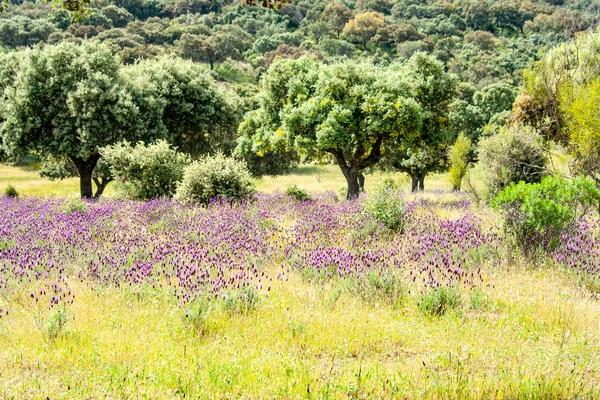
[478,123,548,197]
[363,178,405,231]
[60,197,88,214]
[175,153,255,205]
[346,271,405,307]
[101,140,190,200]
[222,287,260,314]
[419,287,462,316]
[4,185,18,198]
[285,184,312,201]
[448,133,472,191]
[491,175,600,253]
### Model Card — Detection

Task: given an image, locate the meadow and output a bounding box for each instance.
[1,165,600,399]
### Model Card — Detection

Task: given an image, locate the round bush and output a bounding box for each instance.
[478,123,548,197]
[175,153,255,205]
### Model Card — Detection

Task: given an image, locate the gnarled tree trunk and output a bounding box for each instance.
[71,154,100,199]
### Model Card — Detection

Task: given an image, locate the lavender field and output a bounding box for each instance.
[1,191,600,398]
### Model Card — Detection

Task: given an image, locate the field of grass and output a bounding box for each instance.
[1,162,599,399]
[0,163,451,198]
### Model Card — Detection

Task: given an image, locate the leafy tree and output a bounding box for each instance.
[100,5,134,28]
[356,0,393,15]
[0,15,57,47]
[320,1,352,38]
[175,29,250,70]
[246,57,421,199]
[342,11,385,50]
[473,82,517,121]
[463,30,496,51]
[123,56,241,156]
[0,42,164,198]
[383,53,458,192]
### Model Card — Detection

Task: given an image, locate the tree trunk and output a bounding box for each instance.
[71,155,100,199]
[411,175,419,192]
[210,60,214,70]
[92,177,113,199]
[345,173,360,200]
[410,174,425,192]
[358,174,365,192]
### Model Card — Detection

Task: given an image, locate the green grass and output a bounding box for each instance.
[1,162,600,398]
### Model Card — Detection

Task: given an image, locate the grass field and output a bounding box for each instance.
[0,163,451,198]
[1,162,599,399]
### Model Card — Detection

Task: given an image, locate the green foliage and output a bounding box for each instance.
[101,140,190,200]
[34,305,70,341]
[285,184,311,202]
[123,56,241,157]
[491,175,600,253]
[345,270,405,307]
[478,123,548,197]
[448,133,472,191]
[4,185,18,198]
[0,41,164,198]
[363,178,404,231]
[185,298,212,335]
[222,287,260,315]
[60,197,88,214]
[419,287,461,317]
[175,153,255,205]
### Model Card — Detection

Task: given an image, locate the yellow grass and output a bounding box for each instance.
[1,162,599,398]
[1,267,599,398]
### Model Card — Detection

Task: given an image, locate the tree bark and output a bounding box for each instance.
[71,154,100,199]
[410,174,425,192]
[358,173,365,192]
[92,176,113,199]
[411,175,419,192]
[345,172,360,200]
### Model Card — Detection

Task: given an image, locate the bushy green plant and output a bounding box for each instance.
[185,298,212,335]
[34,305,70,341]
[285,184,311,201]
[4,185,18,198]
[60,197,88,214]
[419,287,462,316]
[222,287,260,314]
[101,140,190,200]
[448,133,472,191]
[175,153,255,205]
[363,178,405,231]
[346,271,405,307]
[478,123,548,197]
[491,175,600,253]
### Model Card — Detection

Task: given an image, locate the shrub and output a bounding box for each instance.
[175,153,255,205]
[478,123,548,197]
[491,175,600,253]
[346,270,405,307]
[418,286,462,316]
[101,140,190,200]
[285,184,311,201]
[4,185,18,198]
[185,298,212,335]
[222,287,260,314]
[235,137,299,177]
[363,178,405,231]
[60,198,88,214]
[448,133,472,191]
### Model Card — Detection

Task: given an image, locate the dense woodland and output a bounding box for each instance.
[0,0,599,198]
